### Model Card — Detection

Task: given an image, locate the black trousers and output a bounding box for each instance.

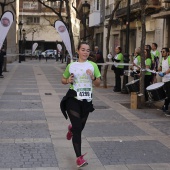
[163,81,170,107]
[114,68,123,90]
[144,75,152,101]
[0,58,4,75]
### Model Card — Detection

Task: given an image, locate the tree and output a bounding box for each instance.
[103,0,122,88]
[0,0,16,72]
[36,0,75,55]
[139,0,147,105]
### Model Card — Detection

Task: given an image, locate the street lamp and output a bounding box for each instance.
[121,0,130,94]
[82,1,90,41]
[18,21,23,63]
[22,29,26,61]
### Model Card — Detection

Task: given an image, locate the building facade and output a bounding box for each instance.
[19,0,80,54]
[85,0,170,58]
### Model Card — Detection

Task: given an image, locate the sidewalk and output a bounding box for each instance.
[0,59,170,170]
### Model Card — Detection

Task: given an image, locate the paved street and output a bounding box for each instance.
[0,59,170,170]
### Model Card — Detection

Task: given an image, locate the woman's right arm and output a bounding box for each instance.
[61,74,74,85]
[61,76,69,84]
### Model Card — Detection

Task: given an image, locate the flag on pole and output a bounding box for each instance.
[54,20,73,62]
[32,43,38,55]
[0,11,14,49]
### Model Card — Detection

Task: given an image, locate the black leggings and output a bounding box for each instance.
[67,109,89,157]
[164,81,170,107]
[145,75,152,101]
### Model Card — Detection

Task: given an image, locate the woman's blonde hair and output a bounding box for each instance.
[135,47,141,55]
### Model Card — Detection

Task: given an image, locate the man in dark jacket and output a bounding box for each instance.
[0,47,6,78]
[94,46,104,73]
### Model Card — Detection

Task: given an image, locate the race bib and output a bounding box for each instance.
[77,88,92,100]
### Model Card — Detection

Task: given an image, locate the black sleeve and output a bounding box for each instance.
[114,59,121,62]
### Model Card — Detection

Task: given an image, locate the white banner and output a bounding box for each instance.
[0,11,14,49]
[32,42,38,54]
[54,20,73,62]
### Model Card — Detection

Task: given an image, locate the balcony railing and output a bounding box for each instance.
[116,2,140,17]
[116,0,161,18]
[105,3,114,18]
[120,0,160,7]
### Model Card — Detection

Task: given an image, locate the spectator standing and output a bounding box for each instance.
[151,43,160,83]
[88,52,96,62]
[130,47,141,79]
[38,51,41,62]
[0,47,6,78]
[151,43,160,71]
[112,46,124,92]
[144,49,153,101]
[54,50,57,62]
[158,48,170,116]
[145,45,155,69]
[94,46,104,73]
[45,51,48,62]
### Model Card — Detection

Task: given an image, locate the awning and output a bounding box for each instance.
[151,10,170,18]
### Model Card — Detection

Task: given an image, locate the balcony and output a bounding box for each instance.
[151,1,170,18]
[105,3,114,19]
[89,11,101,27]
[116,0,161,18]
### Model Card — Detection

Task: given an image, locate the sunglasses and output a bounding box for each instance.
[161,51,166,53]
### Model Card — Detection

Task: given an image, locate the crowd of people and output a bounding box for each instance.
[59,41,170,168]
[120,43,170,116]
[60,41,170,168]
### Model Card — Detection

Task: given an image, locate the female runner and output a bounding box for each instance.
[60,42,101,168]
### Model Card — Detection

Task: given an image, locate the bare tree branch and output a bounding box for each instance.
[36,0,64,21]
[72,0,81,18]
[4,0,15,6]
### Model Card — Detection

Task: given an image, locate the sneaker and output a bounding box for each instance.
[66,124,72,140]
[76,153,88,168]
[165,112,170,117]
[0,75,4,78]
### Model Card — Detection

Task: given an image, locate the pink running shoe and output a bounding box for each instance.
[76,153,88,168]
[66,124,72,140]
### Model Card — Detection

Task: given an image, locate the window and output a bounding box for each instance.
[42,1,65,8]
[96,0,100,10]
[23,1,38,9]
[27,17,40,25]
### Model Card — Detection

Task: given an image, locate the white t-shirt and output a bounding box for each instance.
[63,60,101,101]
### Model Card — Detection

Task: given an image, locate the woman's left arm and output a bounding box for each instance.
[92,77,100,87]
[86,69,101,87]
[92,76,101,87]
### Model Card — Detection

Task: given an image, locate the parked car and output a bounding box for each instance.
[41,49,55,58]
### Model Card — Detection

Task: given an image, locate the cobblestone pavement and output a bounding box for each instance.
[0,59,170,170]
